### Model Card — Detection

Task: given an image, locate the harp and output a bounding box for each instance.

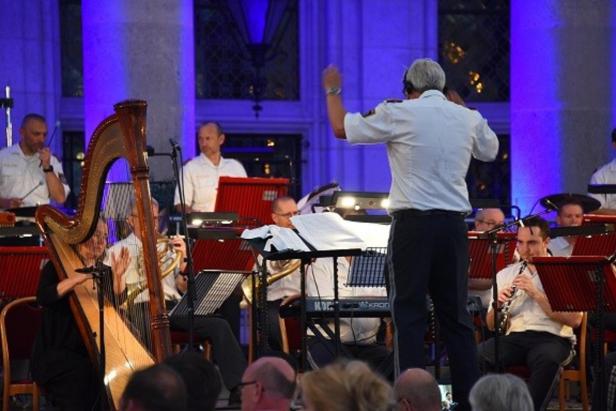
[35,101,171,409]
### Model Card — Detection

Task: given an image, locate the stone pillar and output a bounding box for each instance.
[511,0,615,213]
[316,0,437,192]
[0,0,61,153]
[82,0,195,180]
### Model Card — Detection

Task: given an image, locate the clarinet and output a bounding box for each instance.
[497,260,528,333]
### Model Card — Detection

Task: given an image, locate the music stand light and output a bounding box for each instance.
[329,191,390,211]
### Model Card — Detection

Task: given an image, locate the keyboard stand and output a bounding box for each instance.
[248,238,362,371]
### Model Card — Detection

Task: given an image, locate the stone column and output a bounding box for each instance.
[511,0,615,213]
[316,0,437,192]
[0,0,61,152]
[82,0,195,180]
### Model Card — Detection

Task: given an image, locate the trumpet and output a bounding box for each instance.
[497,260,528,333]
[122,235,183,308]
[242,259,301,304]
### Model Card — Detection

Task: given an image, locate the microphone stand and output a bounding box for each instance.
[481,207,554,372]
[79,261,109,411]
[169,142,197,350]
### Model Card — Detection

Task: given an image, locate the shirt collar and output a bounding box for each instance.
[200,152,224,167]
[419,89,447,100]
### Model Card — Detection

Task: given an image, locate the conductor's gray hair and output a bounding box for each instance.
[405,58,446,93]
[469,373,534,411]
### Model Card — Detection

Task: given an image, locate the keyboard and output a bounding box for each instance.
[280,296,390,318]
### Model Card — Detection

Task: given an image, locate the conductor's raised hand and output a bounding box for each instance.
[322,65,342,91]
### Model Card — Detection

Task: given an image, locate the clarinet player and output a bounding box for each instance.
[479,217,582,411]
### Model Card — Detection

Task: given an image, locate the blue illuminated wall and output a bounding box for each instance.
[511,1,615,214]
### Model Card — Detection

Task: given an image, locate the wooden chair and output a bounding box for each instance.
[558,312,589,411]
[1,296,42,411]
[170,330,212,361]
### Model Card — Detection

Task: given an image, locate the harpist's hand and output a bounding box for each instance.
[111,246,131,278]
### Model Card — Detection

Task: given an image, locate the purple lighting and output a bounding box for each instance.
[510,1,562,214]
[242,0,268,44]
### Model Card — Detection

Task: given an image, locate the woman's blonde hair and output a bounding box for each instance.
[301,360,395,411]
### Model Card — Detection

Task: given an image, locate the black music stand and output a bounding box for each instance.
[468,231,517,370]
[170,270,248,318]
[249,238,361,371]
[346,247,387,288]
[534,255,616,411]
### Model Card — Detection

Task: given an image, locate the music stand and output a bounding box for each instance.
[534,255,616,411]
[468,231,517,370]
[467,232,517,280]
[346,247,387,288]
[248,238,362,370]
[170,270,248,317]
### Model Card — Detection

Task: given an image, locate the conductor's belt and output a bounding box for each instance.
[392,209,467,218]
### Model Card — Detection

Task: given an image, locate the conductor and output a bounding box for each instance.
[322,58,499,410]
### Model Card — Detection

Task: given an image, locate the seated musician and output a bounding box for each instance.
[261,196,302,351]
[589,128,616,214]
[105,197,247,404]
[478,217,582,411]
[547,197,584,257]
[305,256,393,380]
[468,208,506,309]
[32,218,128,410]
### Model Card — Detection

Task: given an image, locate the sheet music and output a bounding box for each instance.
[241,225,310,252]
[344,220,390,248]
[291,213,365,251]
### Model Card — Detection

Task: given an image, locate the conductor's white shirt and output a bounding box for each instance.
[344,90,499,213]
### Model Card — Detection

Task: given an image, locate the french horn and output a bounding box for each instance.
[242,259,301,304]
[122,235,183,308]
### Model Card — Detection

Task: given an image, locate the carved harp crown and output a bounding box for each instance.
[35,101,171,410]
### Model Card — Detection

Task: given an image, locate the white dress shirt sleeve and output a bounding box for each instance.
[471,114,499,162]
[344,102,395,144]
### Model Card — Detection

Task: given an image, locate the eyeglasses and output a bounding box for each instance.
[237,380,257,391]
[475,218,500,227]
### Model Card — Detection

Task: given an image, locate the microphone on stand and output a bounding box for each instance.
[543,198,559,212]
[146,145,174,158]
[169,138,181,152]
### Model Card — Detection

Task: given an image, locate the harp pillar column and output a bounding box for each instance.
[510,0,616,213]
[82,0,196,181]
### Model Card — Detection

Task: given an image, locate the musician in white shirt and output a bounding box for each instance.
[173,122,246,213]
[548,199,584,257]
[106,198,247,394]
[589,128,616,213]
[305,257,393,379]
[479,217,582,411]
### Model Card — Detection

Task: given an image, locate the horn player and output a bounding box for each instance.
[105,197,247,406]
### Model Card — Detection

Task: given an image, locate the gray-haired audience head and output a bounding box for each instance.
[240,356,296,411]
[394,368,441,411]
[469,373,534,411]
[405,58,446,93]
[120,363,187,411]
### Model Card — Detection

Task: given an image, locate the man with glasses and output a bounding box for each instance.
[239,356,296,411]
[261,196,302,350]
[469,208,507,309]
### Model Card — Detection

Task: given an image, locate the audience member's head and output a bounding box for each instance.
[164,352,221,411]
[474,208,505,232]
[300,360,396,411]
[120,364,187,411]
[394,368,441,411]
[240,356,296,411]
[469,373,533,411]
